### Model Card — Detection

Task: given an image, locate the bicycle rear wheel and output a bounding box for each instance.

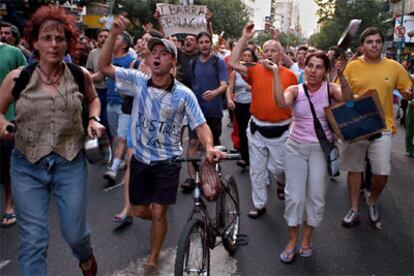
[219,175,240,255]
[175,218,210,276]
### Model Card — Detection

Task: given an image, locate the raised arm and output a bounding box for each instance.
[230,22,254,75]
[330,59,354,102]
[154,9,166,37]
[206,9,213,38]
[91,71,106,82]
[99,15,130,79]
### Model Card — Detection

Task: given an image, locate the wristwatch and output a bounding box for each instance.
[88,116,101,123]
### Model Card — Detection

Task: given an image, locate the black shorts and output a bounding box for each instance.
[188,117,222,146]
[129,156,181,205]
[0,140,14,183]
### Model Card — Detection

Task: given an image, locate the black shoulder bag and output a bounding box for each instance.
[303,83,340,177]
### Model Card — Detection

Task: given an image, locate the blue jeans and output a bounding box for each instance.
[11,149,92,276]
[96,88,112,140]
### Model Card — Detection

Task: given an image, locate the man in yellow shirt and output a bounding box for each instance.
[340,27,413,227]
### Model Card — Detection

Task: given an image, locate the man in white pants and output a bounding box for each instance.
[230,22,297,218]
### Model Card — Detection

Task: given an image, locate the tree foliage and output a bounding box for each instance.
[193,0,249,39]
[115,0,248,39]
[116,0,178,38]
[310,0,389,51]
[254,31,300,48]
[314,0,335,23]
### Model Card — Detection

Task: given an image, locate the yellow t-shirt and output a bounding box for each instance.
[343,57,412,133]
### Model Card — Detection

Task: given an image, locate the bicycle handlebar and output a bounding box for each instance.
[174,153,241,163]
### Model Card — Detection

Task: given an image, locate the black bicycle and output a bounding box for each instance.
[174,147,248,276]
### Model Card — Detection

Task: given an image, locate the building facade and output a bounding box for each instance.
[273,0,301,33]
[241,0,255,22]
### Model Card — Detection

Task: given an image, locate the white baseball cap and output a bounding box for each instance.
[148,38,177,58]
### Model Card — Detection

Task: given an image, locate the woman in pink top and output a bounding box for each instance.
[268,51,353,263]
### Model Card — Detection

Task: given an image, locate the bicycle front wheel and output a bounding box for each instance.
[220,175,240,255]
[175,218,210,276]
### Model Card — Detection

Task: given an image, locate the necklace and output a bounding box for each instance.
[36,63,63,86]
[37,63,68,106]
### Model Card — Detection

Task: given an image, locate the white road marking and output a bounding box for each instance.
[111,245,238,275]
[0,260,11,270]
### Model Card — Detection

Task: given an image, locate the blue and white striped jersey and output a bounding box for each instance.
[115,67,206,164]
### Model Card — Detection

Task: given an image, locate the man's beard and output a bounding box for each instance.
[0,37,7,43]
[201,49,211,57]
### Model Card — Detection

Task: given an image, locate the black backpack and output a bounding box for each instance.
[11,62,89,131]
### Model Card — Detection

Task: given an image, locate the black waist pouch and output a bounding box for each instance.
[367,132,382,141]
[250,120,290,139]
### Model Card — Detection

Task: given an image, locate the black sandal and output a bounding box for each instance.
[248,207,266,219]
[276,182,285,201]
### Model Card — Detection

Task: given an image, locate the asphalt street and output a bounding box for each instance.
[1,113,413,275]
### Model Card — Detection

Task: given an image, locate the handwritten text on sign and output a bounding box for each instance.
[156,4,208,36]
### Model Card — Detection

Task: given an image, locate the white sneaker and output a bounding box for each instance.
[342,209,360,228]
[366,198,380,223]
[119,160,128,170]
[104,168,117,182]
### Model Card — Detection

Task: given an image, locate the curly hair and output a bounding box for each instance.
[24,5,79,58]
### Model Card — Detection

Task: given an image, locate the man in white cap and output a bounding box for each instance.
[99,15,224,269]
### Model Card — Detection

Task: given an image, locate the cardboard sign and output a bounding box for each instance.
[324,90,386,142]
[156,4,208,36]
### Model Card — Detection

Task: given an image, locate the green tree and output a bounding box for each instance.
[311,0,389,50]
[253,31,300,48]
[278,32,299,47]
[194,0,249,38]
[314,0,335,23]
[254,32,272,47]
[116,0,248,39]
[116,0,178,38]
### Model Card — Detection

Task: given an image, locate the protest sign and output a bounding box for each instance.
[324,90,386,142]
[156,4,208,36]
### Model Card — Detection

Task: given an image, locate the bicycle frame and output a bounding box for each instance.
[175,152,241,274]
[185,161,240,247]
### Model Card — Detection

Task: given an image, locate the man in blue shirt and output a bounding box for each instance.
[182,31,228,192]
[104,31,135,184]
[99,15,224,269]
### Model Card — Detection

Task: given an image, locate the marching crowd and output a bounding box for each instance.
[0,4,413,275]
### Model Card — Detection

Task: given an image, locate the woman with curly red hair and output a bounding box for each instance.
[0,5,104,275]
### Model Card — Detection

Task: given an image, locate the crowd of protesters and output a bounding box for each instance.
[0,3,413,275]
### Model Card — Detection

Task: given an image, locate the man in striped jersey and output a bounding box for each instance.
[99,15,224,269]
